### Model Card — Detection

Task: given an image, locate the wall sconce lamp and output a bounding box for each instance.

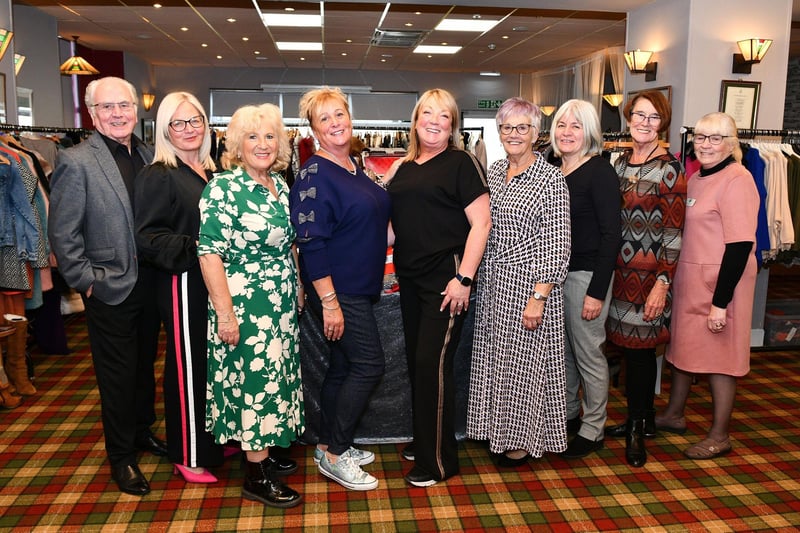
[732,38,772,74]
[624,50,657,82]
[14,54,25,76]
[539,105,556,117]
[0,29,14,63]
[142,93,156,112]
[603,94,624,107]
[60,36,100,76]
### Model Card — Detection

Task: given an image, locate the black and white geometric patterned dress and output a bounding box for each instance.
[467,154,571,457]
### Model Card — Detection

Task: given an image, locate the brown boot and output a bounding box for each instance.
[5,319,36,396]
[0,381,22,409]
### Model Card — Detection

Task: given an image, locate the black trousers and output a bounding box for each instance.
[156,266,223,468]
[623,347,657,420]
[83,266,161,467]
[398,268,467,481]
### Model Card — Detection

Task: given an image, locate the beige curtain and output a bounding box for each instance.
[520,66,574,130]
[607,46,626,128]
[574,50,606,115]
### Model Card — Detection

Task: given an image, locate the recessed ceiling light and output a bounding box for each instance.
[216,55,222,59]
[284,7,294,12]
[436,19,500,32]
[441,42,448,46]
[227,18,236,23]
[242,37,249,41]
[300,57,306,61]
[480,71,501,76]
[415,11,421,15]
[414,45,462,55]
[254,50,260,55]
[276,41,323,51]
[180,27,188,31]
[381,59,386,62]
[405,23,413,27]
[346,39,352,43]
[201,43,208,47]
[153,3,162,8]
[427,54,432,58]
[502,35,509,39]
[263,14,322,27]
[341,52,347,56]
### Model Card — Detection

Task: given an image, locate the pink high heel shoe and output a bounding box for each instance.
[173,464,218,483]
[223,444,241,458]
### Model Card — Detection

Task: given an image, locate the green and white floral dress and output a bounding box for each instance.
[198,167,304,450]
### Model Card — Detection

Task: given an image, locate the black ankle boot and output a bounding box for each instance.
[625,419,647,467]
[243,459,302,508]
[644,409,657,439]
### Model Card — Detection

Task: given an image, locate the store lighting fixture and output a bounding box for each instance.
[732,38,772,74]
[539,106,556,116]
[142,93,155,112]
[276,42,323,51]
[14,53,25,75]
[624,49,657,81]
[480,71,501,76]
[60,36,100,76]
[413,45,462,55]
[261,13,322,27]
[603,93,624,107]
[435,18,500,32]
[0,29,13,62]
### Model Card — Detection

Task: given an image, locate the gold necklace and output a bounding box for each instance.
[626,143,660,184]
[561,154,589,176]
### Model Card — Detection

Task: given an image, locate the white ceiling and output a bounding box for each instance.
[14,0,800,73]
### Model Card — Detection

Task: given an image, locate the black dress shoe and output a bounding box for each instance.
[606,421,656,439]
[561,436,604,459]
[135,434,168,457]
[404,465,437,487]
[566,417,581,435]
[625,419,647,467]
[496,453,530,468]
[111,463,151,496]
[264,455,298,476]
[243,460,302,508]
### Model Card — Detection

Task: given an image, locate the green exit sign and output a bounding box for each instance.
[478,99,503,109]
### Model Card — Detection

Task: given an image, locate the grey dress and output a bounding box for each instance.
[467,154,571,457]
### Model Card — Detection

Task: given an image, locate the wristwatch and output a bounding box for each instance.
[533,291,548,301]
[455,273,473,287]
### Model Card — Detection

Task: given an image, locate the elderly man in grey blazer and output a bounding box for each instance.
[49,76,166,496]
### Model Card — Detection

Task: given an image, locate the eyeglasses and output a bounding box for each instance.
[499,123,533,135]
[630,111,662,124]
[169,115,205,132]
[92,101,135,114]
[693,134,729,145]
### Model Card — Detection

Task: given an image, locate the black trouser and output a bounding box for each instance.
[398,269,467,481]
[623,347,657,420]
[83,266,161,467]
[156,266,223,468]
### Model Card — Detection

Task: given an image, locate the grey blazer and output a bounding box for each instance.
[49,132,154,306]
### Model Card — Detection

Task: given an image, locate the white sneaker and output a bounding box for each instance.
[314,446,375,466]
[319,452,378,491]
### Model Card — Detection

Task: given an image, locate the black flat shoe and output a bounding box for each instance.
[561,436,604,459]
[496,453,530,468]
[264,455,298,476]
[135,434,168,457]
[566,417,581,435]
[111,463,150,496]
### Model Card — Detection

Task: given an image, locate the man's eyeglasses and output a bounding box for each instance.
[92,101,135,114]
[630,111,662,124]
[499,123,533,135]
[169,115,205,132]
[692,134,729,145]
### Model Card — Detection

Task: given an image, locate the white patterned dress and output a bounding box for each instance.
[198,167,304,450]
[467,154,571,457]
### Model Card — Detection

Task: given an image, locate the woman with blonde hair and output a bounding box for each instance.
[136,91,222,484]
[198,103,304,507]
[658,112,758,460]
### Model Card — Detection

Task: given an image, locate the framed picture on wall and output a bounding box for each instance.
[141,118,155,145]
[719,80,761,129]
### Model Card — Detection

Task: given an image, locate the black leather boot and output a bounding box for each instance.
[242,459,302,508]
[644,409,657,439]
[625,418,647,467]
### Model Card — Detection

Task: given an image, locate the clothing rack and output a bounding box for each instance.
[0,123,91,135]
[679,126,799,167]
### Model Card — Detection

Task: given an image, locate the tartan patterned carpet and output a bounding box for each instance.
[1,313,800,532]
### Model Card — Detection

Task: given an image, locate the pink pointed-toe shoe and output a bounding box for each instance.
[173,464,218,483]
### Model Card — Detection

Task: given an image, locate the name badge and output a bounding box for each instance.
[686,198,696,207]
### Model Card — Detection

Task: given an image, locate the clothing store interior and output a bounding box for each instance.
[2,0,800,530]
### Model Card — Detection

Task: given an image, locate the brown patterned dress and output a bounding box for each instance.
[606,151,687,349]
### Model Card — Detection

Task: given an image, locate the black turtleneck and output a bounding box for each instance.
[699,155,735,177]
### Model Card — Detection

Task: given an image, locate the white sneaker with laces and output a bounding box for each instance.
[319,452,378,491]
[314,446,375,466]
